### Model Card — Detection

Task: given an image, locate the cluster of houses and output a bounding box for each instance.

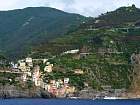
[11,57,48,82]
[10,57,76,97]
[38,78,76,97]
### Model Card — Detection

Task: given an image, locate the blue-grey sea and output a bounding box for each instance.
[0,99,140,105]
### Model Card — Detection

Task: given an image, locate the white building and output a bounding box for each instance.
[63,49,79,54]
[43,59,48,64]
[11,62,18,69]
[25,57,33,67]
[18,59,24,63]
[26,57,32,63]
[64,78,69,84]
[44,63,53,73]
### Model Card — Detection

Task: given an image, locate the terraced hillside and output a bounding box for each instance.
[32,5,140,90]
[33,27,140,90]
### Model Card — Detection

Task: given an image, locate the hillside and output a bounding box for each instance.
[33,28,135,89]
[81,5,140,29]
[0,7,86,59]
[34,5,140,55]
[32,5,140,91]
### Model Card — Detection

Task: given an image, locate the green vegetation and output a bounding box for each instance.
[2,5,140,91]
[81,4,140,29]
[0,7,86,59]
[0,72,20,85]
[47,50,132,90]
[36,26,139,90]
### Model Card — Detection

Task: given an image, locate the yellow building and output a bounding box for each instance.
[18,62,26,72]
[66,86,76,94]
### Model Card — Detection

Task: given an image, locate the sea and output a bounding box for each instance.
[0,99,140,105]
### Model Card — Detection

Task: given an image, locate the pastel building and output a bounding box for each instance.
[26,66,32,76]
[32,65,40,86]
[46,78,76,97]
[74,69,84,74]
[44,62,53,73]
[22,73,27,82]
[18,62,26,72]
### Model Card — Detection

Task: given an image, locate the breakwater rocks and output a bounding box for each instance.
[0,85,53,99]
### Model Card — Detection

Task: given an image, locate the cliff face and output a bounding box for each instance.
[0,85,53,98]
[127,54,140,98]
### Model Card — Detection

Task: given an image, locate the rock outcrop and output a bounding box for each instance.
[0,85,53,99]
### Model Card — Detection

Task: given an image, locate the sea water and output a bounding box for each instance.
[0,99,140,105]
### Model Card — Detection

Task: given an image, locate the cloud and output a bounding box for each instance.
[0,0,45,10]
[43,0,140,16]
[0,0,140,16]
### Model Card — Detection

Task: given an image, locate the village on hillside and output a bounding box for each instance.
[0,57,76,98]
[0,23,140,99]
[1,44,138,99]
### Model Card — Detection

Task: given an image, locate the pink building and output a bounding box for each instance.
[32,65,40,86]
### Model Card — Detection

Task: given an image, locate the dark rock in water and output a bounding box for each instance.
[40,89,55,99]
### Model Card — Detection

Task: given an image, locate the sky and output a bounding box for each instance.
[0,0,140,16]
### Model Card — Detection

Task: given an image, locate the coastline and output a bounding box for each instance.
[1,84,140,100]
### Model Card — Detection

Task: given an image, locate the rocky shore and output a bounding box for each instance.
[1,85,139,99]
[0,85,54,99]
[75,88,128,99]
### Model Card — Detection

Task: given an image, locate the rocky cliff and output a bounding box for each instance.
[0,85,53,99]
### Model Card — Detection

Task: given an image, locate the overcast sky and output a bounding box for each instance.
[0,0,140,16]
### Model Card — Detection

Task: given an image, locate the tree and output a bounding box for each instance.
[132,4,136,8]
